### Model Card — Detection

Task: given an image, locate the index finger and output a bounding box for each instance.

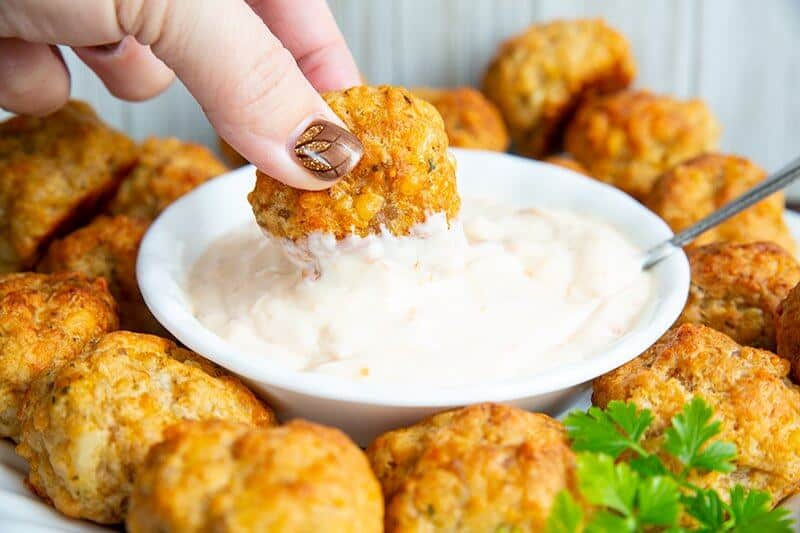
[247,0,361,92]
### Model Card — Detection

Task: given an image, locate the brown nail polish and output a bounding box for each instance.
[293,120,364,181]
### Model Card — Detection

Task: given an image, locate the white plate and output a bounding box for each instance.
[2,204,796,532]
[137,149,690,444]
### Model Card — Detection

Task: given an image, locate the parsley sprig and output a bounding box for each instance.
[547,398,794,532]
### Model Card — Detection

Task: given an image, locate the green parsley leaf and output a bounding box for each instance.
[564,401,651,459]
[728,485,793,533]
[636,475,681,526]
[682,488,726,531]
[576,452,637,516]
[664,397,736,473]
[606,400,654,443]
[545,491,583,533]
[584,510,636,533]
[629,455,668,477]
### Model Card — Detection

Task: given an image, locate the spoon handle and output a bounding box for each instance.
[642,154,800,269]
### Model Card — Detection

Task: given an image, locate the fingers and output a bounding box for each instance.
[74,36,175,101]
[248,0,361,92]
[0,38,69,115]
[0,0,363,189]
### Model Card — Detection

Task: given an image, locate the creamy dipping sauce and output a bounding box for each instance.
[187,198,653,386]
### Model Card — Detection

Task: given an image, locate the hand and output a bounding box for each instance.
[0,0,364,190]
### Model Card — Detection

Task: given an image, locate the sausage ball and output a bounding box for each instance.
[367,403,577,532]
[482,19,635,158]
[0,101,137,271]
[543,155,590,176]
[646,153,795,252]
[248,85,460,240]
[677,242,800,351]
[127,419,382,533]
[0,272,117,440]
[776,282,800,381]
[218,136,248,167]
[108,137,227,221]
[594,323,800,505]
[412,87,510,151]
[16,331,275,524]
[38,215,163,335]
[565,90,721,200]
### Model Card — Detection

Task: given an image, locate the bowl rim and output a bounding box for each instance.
[137,148,690,407]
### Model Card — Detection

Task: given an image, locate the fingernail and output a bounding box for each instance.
[291,119,363,181]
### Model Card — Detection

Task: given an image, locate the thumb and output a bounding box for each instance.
[128,0,364,190]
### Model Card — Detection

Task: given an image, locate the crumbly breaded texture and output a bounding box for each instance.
[594,323,800,505]
[565,90,721,200]
[17,331,275,524]
[367,403,577,532]
[646,153,795,252]
[482,19,635,158]
[249,85,460,240]
[677,242,800,351]
[218,136,247,167]
[776,283,800,382]
[108,137,227,221]
[412,87,509,151]
[543,155,590,175]
[127,419,382,533]
[0,101,137,271]
[38,215,164,335]
[0,272,117,440]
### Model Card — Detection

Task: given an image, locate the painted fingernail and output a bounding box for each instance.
[292,120,364,181]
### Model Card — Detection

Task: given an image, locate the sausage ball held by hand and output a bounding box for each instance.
[412,87,510,151]
[38,215,164,335]
[248,85,460,241]
[482,18,635,158]
[0,272,117,439]
[594,323,800,505]
[646,153,795,252]
[367,403,577,532]
[127,419,383,533]
[0,101,137,271]
[565,90,720,200]
[16,331,275,524]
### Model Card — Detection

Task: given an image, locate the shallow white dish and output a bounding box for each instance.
[136,148,690,444]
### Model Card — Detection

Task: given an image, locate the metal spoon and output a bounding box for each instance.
[642,154,800,269]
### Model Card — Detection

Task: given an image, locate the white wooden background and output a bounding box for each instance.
[6,1,800,191]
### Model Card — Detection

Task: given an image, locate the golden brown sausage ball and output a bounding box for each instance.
[108,137,227,221]
[412,87,510,152]
[217,136,248,167]
[0,272,117,440]
[0,101,137,271]
[565,90,721,200]
[482,19,635,158]
[248,85,460,240]
[775,282,800,382]
[646,153,795,252]
[127,419,383,533]
[17,331,275,524]
[367,403,577,532]
[594,323,800,505]
[677,242,800,351]
[543,155,590,176]
[38,215,164,335]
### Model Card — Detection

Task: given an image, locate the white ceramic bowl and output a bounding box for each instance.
[138,148,690,444]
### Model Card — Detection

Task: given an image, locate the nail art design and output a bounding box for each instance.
[293,120,363,181]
